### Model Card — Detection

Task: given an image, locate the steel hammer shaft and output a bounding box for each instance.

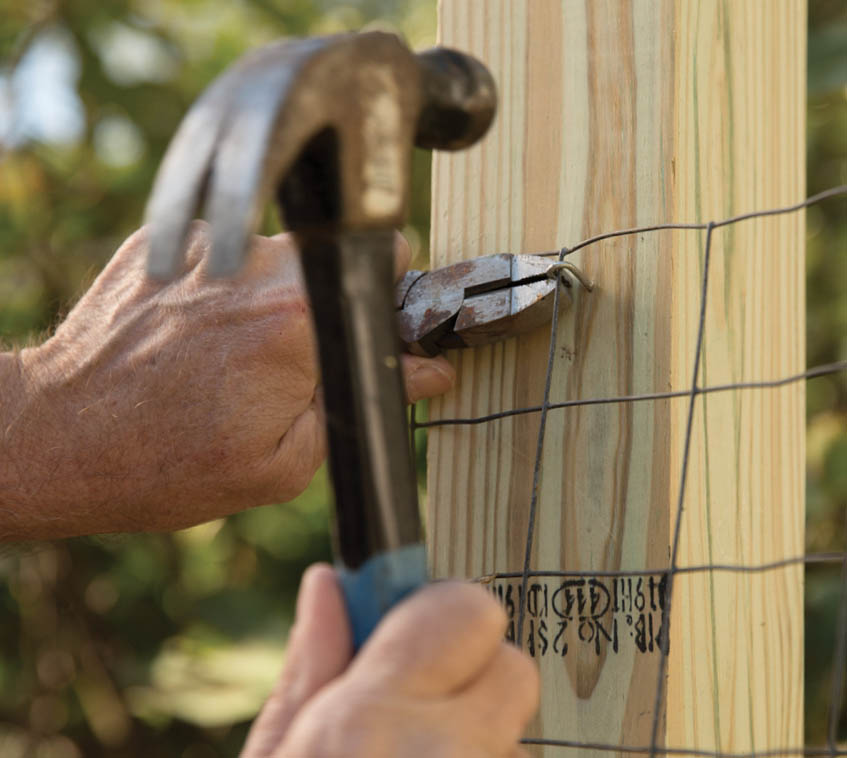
[296,229,424,647]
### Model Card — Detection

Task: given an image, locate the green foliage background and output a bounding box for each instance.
[0,1,844,755]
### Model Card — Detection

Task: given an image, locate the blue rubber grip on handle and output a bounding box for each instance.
[337,543,428,651]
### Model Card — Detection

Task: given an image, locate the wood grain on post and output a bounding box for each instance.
[427,2,806,756]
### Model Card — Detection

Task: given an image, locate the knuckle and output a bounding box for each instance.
[185,218,211,239]
[242,230,299,277]
[268,230,297,246]
[393,230,412,269]
[420,582,507,648]
[182,220,212,269]
[98,226,151,278]
[121,224,151,252]
[467,585,508,639]
[317,691,380,757]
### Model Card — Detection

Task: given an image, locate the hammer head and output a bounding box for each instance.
[145,32,496,278]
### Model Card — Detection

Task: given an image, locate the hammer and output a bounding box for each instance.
[145,32,496,648]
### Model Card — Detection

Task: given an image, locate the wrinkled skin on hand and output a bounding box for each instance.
[241,565,539,758]
[14,223,454,537]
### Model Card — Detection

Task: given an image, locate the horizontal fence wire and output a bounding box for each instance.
[413,361,847,429]
[411,184,847,756]
[473,551,846,581]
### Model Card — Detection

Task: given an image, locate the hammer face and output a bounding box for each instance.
[415,47,498,150]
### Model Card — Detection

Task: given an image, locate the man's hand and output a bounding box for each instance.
[1,223,454,539]
[241,565,539,758]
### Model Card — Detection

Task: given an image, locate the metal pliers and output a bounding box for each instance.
[396,253,594,356]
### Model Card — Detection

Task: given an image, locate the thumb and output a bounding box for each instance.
[240,564,353,757]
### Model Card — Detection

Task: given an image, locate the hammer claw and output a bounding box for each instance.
[145,111,219,279]
[206,68,293,276]
[145,57,257,278]
[146,40,298,278]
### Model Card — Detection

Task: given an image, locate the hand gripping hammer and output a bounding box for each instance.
[144,33,497,649]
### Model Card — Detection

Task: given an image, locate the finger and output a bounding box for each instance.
[350,581,507,698]
[260,231,440,408]
[458,642,540,750]
[402,354,456,403]
[240,564,352,758]
[181,219,213,272]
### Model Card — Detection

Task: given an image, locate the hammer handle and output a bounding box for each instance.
[337,543,427,649]
[296,229,427,649]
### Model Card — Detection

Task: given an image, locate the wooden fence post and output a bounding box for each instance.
[427,2,806,755]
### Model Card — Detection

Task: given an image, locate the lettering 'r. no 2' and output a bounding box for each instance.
[492,575,669,658]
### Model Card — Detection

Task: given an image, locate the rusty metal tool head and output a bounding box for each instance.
[144,32,496,648]
[396,253,594,356]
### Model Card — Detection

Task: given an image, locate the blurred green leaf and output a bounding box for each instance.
[808,23,847,96]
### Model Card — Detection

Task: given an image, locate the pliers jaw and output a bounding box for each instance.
[396,253,593,356]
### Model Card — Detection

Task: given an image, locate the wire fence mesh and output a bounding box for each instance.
[411,185,847,757]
